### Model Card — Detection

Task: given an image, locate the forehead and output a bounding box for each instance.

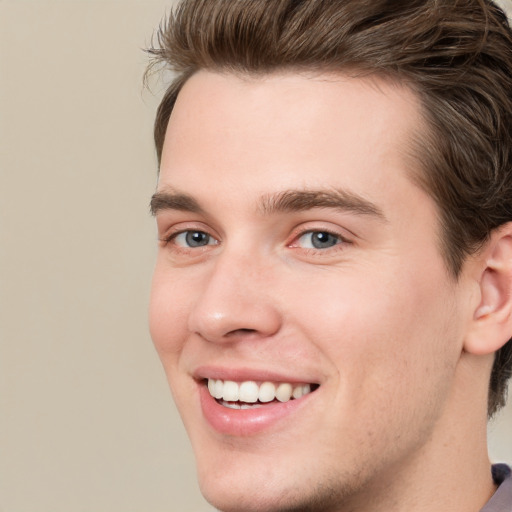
[159,70,426,212]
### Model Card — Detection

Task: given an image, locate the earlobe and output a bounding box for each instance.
[464,224,512,356]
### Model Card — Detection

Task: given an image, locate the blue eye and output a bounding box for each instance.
[297,231,341,249]
[174,231,217,248]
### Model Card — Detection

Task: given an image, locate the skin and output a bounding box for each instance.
[149,71,498,512]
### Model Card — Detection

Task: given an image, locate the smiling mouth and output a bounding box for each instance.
[206,378,319,409]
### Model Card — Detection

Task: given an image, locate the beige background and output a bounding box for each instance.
[1,1,511,511]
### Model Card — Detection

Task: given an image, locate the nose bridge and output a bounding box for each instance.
[188,246,281,342]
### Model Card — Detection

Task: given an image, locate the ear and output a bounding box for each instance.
[464,223,512,355]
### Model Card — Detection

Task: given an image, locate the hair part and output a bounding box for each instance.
[147,0,512,416]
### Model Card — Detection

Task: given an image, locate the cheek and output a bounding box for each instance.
[286,263,460,392]
[149,265,191,360]
[291,266,461,454]
[149,267,200,417]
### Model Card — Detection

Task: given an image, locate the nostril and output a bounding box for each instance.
[227,328,258,336]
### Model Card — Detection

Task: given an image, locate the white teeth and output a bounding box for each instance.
[239,381,259,403]
[207,378,315,405]
[258,382,276,403]
[223,380,239,402]
[240,403,263,409]
[292,385,303,399]
[213,379,223,399]
[292,384,310,399]
[222,401,241,410]
[219,400,264,410]
[276,383,293,402]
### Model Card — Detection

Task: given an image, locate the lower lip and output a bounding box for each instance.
[198,383,314,436]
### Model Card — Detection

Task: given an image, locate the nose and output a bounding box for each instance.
[188,250,282,343]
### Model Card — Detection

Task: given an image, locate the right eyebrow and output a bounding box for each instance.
[150,190,205,216]
[259,188,387,221]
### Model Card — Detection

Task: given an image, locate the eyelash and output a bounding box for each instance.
[160,229,216,248]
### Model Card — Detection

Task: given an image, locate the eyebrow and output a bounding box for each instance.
[259,189,387,220]
[150,190,205,216]
[150,187,386,221]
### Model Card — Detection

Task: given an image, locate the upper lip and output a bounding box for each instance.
[193,365,320,385]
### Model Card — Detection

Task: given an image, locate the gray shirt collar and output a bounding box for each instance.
[480,464,512,512]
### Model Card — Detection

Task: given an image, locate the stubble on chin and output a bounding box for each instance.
[206,473,364,512]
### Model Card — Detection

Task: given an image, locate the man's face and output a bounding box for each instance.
[150,71,473,511]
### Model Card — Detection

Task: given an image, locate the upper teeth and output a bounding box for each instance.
[207,379,312,403]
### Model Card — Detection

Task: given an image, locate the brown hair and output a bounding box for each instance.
[147,0,512,416]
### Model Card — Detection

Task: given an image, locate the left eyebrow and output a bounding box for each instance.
[150,190,205,216]
[258,188,387,221]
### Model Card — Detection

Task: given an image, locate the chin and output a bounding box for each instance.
[198,476,306,512]
[193,446,299,512]
[193,446,354,512]
[198,477,351,512]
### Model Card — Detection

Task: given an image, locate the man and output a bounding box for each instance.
[147,1,512,511]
